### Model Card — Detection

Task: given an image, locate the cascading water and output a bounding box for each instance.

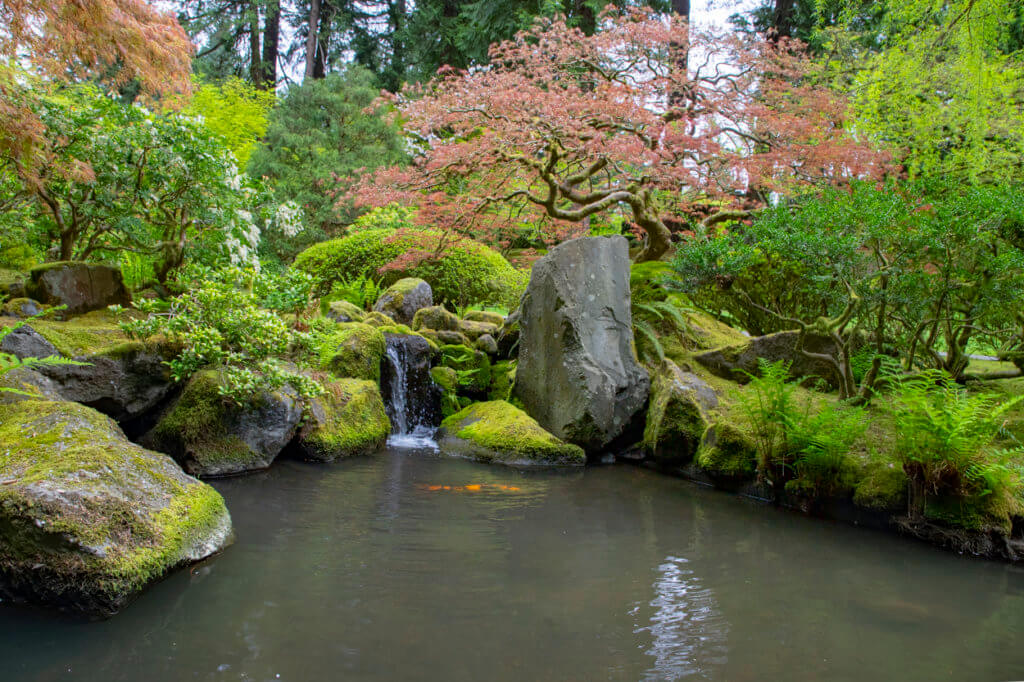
[381,333,442,449]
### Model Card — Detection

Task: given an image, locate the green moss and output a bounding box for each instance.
[316,322,386,381]
[430,366,461,418]
[463,310,505,326]
[293,228,528,309]
[412,305,459,331]
[419,328,472,348]
[630,261,675,304]
[458,318,499,341]
[643,365,709,465]
[695,421,757,480]
[439,344,491,394]
[19,310,141,358]
[377,324,440,353]
[299,379,390,461]
[362,311,395,327]
[852,458,908,511]
[439,400,585,466]
[487,360,515,401]
[324,299,366,322]
[0,400,231,608]
[923,494,1014,533]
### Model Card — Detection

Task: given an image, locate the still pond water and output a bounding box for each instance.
[3,445,1024,681]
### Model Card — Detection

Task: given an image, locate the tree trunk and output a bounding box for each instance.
[248,2,261,85]
[772,0,796,39]
[634,214,672,262]
[304,0,321,79]
[668,0,691,110]
[260,0,280,89]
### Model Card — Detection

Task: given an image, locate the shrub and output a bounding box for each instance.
[293,228,528,309]
[891,370,1024,525]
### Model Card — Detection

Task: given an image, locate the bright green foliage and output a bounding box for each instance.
[184,77,275,167]
[430,365,462,418]
[293,228,527,308]
[740,360,865,496]
[322,273,385,312]
[247,68,405,257]
[825,0,1024,182]
[118,267,320,403]
[314,322,386,382]
[439,344,491,394]
[2,85,273,282]
[892,370,1024,525]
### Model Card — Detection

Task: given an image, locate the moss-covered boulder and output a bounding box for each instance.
[853,459,909,512]
[643,362,718,465]
[0,268,26,299]
[293,379,390,461]
[464,310,505,326]
[316,322,386,382]
[1,297,43,318]
[695,421,757,482]
[0,311,174,421]
[26,261,130,318]
[0,400,233,616]
[430,366,461,418]
[293,228,528,309]
[438,400,585,466]
[419,328,472,348]
[325,299,366,323]
[142,370,303,478]
[694,331,849,388]
[412,305,459,332]
[362,311,395,328]
[458,318,500,342]
[373,277,433,326]
[475,333,498,355]
[439,344,491,396]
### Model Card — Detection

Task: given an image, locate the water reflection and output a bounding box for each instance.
[634,556,728,681]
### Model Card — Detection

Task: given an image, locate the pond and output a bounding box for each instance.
[3,445,1024,681]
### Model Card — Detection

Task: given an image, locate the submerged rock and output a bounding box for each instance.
[373,277,433,326]
[141,370,302,478]
[643,362,718,465]
[0,399,232,617]
[26,261,130,317]
[437,400,585,466]
[514,236,649,451]
[293,379,390,461]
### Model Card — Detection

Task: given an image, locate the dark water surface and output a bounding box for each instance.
[3,447,1024,681]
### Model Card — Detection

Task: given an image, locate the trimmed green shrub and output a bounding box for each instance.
[294,229,527,309]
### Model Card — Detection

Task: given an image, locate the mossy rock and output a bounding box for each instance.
[923,493,1015,533]
[0,399,233,616]
[463,310,505,326]
[376,323,439,354]
[325,299,366,323]
[852,459,908,512]
[643,361,717,466]
[695,421,757,482]
[430,366,462,418]
[439,344,491,395]
[362,311,396,328]
[293,228,528,309]
[438,400,585,467]
[0,268,26,299]
[412,305,459,332]
[142,370,302,478]
[294,379,390,461]
[630,261,675,304]
[372,277,433,325]
[26,261,130,317]
[458,318,500,342]
[419,328,472,348]
[487,360,515,402]
[317,322,387,381]
[0,297,43,318]
[475,333,498,355]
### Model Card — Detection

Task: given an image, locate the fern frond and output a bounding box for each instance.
[634,320,664,364]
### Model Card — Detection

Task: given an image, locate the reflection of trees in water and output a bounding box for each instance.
[635,556,728,681]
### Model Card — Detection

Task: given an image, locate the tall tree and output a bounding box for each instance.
[355,9,886,262]
[304,0,322,79]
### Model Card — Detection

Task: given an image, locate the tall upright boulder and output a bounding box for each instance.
[514,236,649,452]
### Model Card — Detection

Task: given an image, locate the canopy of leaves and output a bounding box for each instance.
[184,77,276,167]
[247,67,406,260]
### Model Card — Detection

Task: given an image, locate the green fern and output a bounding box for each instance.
[0,307,90,396]
[634,319,665,364]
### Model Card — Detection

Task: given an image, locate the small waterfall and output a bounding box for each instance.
[381,334,441,449]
